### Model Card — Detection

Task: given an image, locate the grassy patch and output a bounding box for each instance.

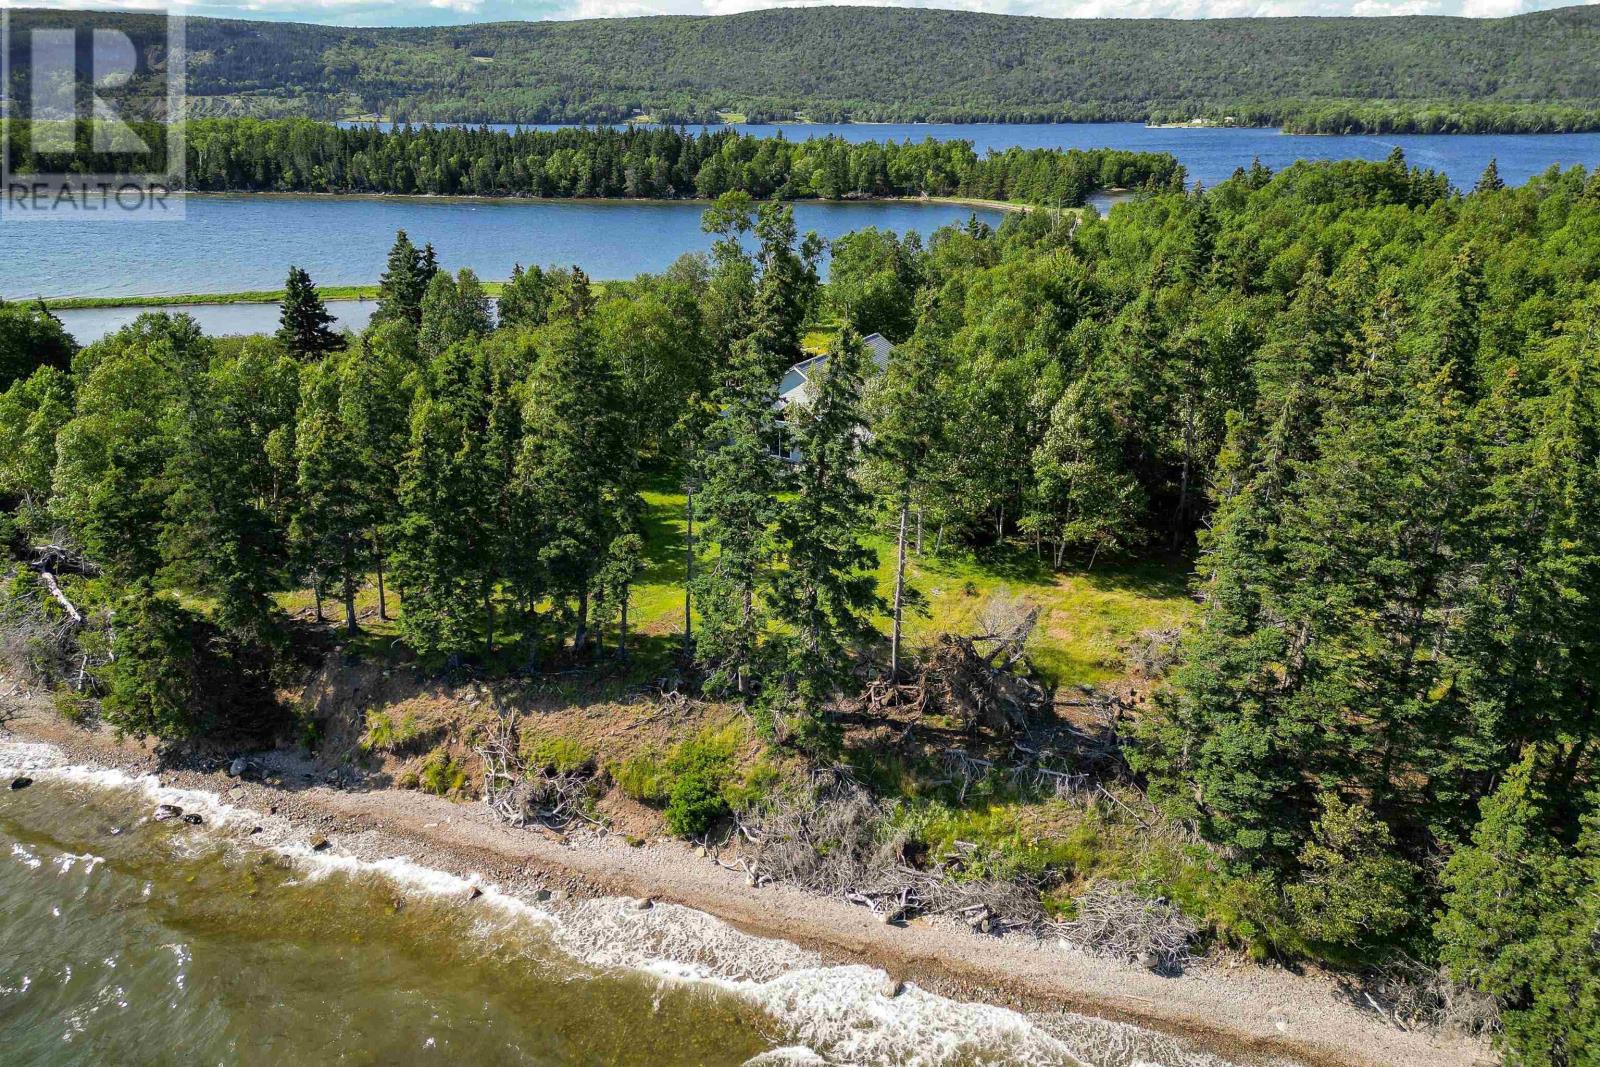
[43,281,509,311]
[518,730,594,774]
[359,709,439,755]
[417,748,469,796]
[610,721,760,837]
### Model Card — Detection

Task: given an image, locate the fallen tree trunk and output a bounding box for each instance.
[29,546,92,627]
[36,569,83,625]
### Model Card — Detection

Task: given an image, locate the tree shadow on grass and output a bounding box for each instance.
[638,491,688,588]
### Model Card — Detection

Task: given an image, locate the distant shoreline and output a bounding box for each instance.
[171,190,1035,213]
[43,286,386,311]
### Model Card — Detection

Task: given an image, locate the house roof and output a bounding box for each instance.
[778,332,891,409]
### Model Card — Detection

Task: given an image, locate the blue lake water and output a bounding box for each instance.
[3,197,1007,303]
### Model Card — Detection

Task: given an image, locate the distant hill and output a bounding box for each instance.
[7,5,1600,131]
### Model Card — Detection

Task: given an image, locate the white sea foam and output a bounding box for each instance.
[742,1047,833,1066]
[0,739,1243,1067]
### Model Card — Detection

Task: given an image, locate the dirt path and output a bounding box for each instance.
[1,704,1489,1067]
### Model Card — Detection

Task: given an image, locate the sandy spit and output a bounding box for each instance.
[1,704,1489,1067]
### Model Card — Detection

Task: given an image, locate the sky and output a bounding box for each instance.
[10,0,1588,29]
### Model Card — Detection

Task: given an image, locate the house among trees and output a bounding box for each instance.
[774,332,892,462]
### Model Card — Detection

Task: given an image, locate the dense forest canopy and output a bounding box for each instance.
[4,119,1183,205]
[5,6,1600,131]
[5,153,1600,1062]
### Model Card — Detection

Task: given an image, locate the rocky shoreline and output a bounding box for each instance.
[1,701,1488,1067]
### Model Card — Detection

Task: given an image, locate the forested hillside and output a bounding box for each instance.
[5,155,1600,1061]
[6,5,1600,130]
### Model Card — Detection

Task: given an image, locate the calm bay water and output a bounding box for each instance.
[1,197,1007,304]
[0,743,1244,1067]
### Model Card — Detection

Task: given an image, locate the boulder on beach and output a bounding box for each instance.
[310,836,331,852]
[10,776,33,790]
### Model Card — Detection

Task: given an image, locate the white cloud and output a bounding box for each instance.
[566,0,665,17]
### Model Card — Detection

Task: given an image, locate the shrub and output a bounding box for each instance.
[613,748,670,804]
[52,688,96,725]
[100,583,281,744]
[722,757,783,814]
[662,736,737,837]
[1287,794,1418,948]
[614,725,745,838]
[418,749,469,797]
[664,767,729,837]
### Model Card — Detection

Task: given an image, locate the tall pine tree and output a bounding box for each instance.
[516,271,633,654]
[767,328,881,741]
[693,336,780,696]
[276,266,345,359]
[373,230,434,329]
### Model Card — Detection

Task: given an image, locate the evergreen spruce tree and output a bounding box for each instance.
[1148,291,1483,866]
[699,193,759,360]
[1474,158,1506,193]
[864,293,948,678]
[594,531,644,660]
[496,263,559,331]
[373,230,430,328]
[766,328,882,741]
[390,342,500,662]
[275,266,345,359]
[748,202,822,373]
[1439,750,1600,1064]
[336,334,413,621]
[1462,296,1600,771]
[516,271,632,654]
[159,339,300,643]
[692,336,780,696]
[0,367,73,534]
[290,357,374,634]
[419,268,494,359]
[1027,371,1145,568]
[1134,386,1322,861]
